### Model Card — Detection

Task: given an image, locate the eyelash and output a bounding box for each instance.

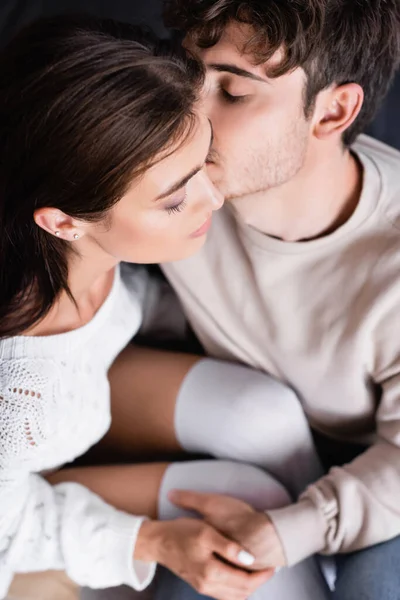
[165,191,188,216]
[221,88,247,104]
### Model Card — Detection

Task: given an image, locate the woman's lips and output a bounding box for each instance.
[190,215,212,238]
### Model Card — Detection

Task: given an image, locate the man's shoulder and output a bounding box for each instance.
[353,135,400,228]
[353,134,400,165]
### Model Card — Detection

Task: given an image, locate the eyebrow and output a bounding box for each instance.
[156,123,214,201]
[208,63,268,84]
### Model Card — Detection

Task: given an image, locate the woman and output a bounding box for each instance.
[0,14,330,600]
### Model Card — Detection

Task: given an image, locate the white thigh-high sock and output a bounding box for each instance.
[158,460,331,600]
[174,359,324,498]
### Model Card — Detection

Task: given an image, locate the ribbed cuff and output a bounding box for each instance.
[107,513,157,591]
[0,566,14,599]
[267,500,326,566]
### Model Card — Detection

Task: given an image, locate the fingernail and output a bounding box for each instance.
[238,550,255,566]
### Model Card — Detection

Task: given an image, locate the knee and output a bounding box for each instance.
[224,371,309,450]
[158,460,291,520]
[175,359,309,460]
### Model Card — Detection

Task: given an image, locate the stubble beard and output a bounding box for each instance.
[213,119,310,202]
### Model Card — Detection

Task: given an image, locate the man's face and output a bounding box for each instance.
[191,22,313,200]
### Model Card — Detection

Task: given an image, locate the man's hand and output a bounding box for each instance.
[169,490,287,571]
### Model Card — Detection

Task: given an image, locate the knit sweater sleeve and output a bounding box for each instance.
[0,361,156,596]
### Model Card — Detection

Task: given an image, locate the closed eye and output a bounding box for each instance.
[165,190,188,215]
[220,88,248,104]
[166,200,187,215]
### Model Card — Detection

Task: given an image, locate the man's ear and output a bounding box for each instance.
[313,83,364,141]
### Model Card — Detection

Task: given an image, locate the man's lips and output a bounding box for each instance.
[190,215,212,238]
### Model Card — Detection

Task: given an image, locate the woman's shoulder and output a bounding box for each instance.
[0,355,60,393]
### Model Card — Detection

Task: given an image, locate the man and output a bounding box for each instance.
[159,1,400,598]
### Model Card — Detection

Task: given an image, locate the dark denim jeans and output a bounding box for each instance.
[333,536,400,600]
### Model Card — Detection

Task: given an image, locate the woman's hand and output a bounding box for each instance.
[168,490,287,571]
[135,518,274,600]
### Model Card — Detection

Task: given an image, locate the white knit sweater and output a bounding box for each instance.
[0,264,158,597]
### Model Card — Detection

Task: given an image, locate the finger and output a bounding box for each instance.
[168,489,218,516]
[246,568,275,589]
[207,565,275,600]
[208,586,251,600]
[220,562,274,590]
[209,529,256,568]
[206,575,273,600]
[206,557,260,591]
[191,566,248,600]
[203,586,249,600]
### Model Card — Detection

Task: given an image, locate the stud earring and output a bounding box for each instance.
[54,231,60,236]
[73,234,79,240]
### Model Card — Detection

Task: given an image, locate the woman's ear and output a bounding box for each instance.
[313,83,364,141]
[34,207,83,241]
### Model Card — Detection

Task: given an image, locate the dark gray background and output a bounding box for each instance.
[0,0,399,149]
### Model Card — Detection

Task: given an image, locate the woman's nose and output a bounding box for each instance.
[197,170,224,210]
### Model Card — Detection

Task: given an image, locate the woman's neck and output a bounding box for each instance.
[26,242,119,337]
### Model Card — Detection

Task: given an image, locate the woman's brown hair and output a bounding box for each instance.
[0,15,204,337]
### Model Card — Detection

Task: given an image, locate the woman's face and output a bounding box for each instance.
[86,113,224,264]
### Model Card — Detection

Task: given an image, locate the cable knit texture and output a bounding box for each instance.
[0,264,159,597]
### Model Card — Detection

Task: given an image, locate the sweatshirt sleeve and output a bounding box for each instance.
[268,301,400,566]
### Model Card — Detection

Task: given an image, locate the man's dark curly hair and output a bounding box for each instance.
[164,0,400,146]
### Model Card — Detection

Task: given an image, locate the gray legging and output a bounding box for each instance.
[153,358,332,600]
[83,358,332,600]
[173,358,324,499]
[156,460,331,600]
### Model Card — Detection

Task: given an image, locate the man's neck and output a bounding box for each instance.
[231,145,363,242]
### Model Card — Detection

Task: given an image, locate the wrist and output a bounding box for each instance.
[267,500,325,566]
[134,519,165,563]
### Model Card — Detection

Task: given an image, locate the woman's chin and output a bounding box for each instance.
[164,235,208,264]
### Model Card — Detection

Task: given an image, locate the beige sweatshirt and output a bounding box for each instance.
[163,135,400,566]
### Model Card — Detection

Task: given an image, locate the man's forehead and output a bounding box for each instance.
[186,21,286,79]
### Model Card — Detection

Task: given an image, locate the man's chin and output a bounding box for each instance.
[208,176,227,197]
[207,173,231,198]
[213,184,241,202]
[214,179,247,201]
[222,191,239,202]
[225,186,272,202]
[208,169,254,201]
